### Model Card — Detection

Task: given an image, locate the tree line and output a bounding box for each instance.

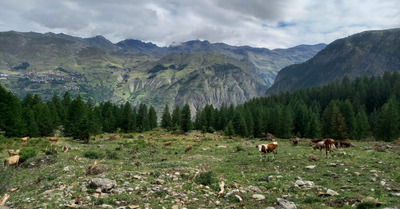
[1,71,400,142]
[161,71,400,142]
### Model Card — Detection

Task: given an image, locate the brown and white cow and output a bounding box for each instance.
[339,141,356,148]
[256,142,278,161]
[324,138,336,158]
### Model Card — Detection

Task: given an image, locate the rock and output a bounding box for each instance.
[90,178,116,192]
[326,189,339,196]
[276,198,297,209]
[217,145,227,148]
[252,194,265,200]
[101,204,113,208]
[389,193,400,197]
[380,180,386,186]
[97,145,104,148]
[266,207,276,209]
[63,166,70,172]
[341,185,353,189]
[362,197,377,202]
[138,134,145,139]
[329,163,337,167]
[122,181,131,187]
[305,165,316,170]
[112,188,126,194]
[353,172,361,176]
[295,180,305,187]
[172,205,179,209]
[247,185,262,193]
[153,179,165,185]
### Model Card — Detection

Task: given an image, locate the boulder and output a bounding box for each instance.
[276,198,297,209]
[90,178,116,193]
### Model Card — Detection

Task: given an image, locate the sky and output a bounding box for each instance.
[0,0,399,49]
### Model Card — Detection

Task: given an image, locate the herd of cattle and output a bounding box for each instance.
[3,135,357,167]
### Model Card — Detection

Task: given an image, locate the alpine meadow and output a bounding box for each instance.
[1,8,400,209]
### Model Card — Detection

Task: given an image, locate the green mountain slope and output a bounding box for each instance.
[267,28,400,95]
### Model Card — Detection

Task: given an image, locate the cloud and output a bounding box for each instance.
[0,0,399,49]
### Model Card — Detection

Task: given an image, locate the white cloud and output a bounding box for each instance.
[0,0,399,49]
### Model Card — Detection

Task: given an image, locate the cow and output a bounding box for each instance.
[163,141,172,148]
[312,141,325,152]
[4,155,20,167]
[47,137,59,142]
[324,138,336,158]
[340,141,356,148]
[63,145,68,153]
[8,149,20,157]
[256,142,278,161]
[21,137,29,143]
[311,138,323,143]
[292,137,299,146]
[185,145,193,153]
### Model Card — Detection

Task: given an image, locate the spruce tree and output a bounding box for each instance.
[121,102,133,132]
[374,97,400,141]
[224,120,234,137]
[181,104,192,132]
[354,109,370,140]
[306,112,321,138]
[172,106,181,130]
[161,104,172,131]
[137,103,149,132]
[148,105,158,130]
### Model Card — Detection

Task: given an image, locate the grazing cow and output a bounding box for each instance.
[4,155,20,167]
[185,145,193,153]
[63,145,68,153]
[163,141,172,148]
[311,138,323,143]
[256,142,278,161]
[313,141,325,152]
[8,149,20,157]
[324,138,336,158]
[21,137,29,143]
[47,137,59,142]
[340,141,356,148]
[292,138,299,146]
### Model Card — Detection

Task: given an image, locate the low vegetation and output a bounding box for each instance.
[0,132,399,208]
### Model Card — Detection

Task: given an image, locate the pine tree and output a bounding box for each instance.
[374,97,400,141]
[339,100,356,139]
[161,104,172,130]
[65,95,86,138]
[137,103,149,132]
[306,112,321,138]
[121,102,133,132]
[331,105,348,140]
[0,85,26,137]
[232,110,247,137]
[148,105,158,130]
[172,106,181,130]
[224,120,234,136]
[181,104,192,132]
[33,103,54,136]
[354,109,370,140]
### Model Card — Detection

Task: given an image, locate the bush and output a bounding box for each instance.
[356,202,376,209]
[20,147,38,163]
[84,151,105,159]
[106,149,119,160]
[194,171,218,186]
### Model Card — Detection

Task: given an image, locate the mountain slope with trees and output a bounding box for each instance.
[267,28,400,95]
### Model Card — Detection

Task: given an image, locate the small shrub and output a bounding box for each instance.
[194,171,218,186]
[150,171,161,178]
[20,147,38,163]
[303,196,321,204]
[356,202,376,209]
[235,145,245,152]
[84,151,105,159]
[106,149,119,160]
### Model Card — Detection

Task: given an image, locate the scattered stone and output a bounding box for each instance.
[138,135,145,139]
[329,163,337,167]
[326,189,339,196]
[101,204,113,208]
[389,193,400,197]
[362,197,377,202]
[341,185,353,189]
[305,165,316,170]
[380,180,386,186]
[153,179,165,185]
[353,172,361,176]
[217,145,227,148]
[246,186,262,193]
[90,178,116,193]
[172,205,179,209]
[370,170,377,173]
[112,188,126,194]
[252,194,265,200]
[97,145,104,148]
[266,207,275,209]
[63,166,70,172]
[276,198,297,209]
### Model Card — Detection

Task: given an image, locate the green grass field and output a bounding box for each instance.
[1,131,399,208]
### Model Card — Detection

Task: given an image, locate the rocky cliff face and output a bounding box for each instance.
[267,28,400,95]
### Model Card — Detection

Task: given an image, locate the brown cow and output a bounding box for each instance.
[185,145,193,153]
[292,138,299,146]
[340,141,356,148]
[47,137,59,142]
[21,137,29,143]
[256,142,278,161]
[324,138,336,158]
[4,155,20,167]
[63,145,69,153]
[163,141,172,148]
[8,149,20,157]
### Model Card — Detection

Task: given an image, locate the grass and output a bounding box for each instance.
[0,133,399,208]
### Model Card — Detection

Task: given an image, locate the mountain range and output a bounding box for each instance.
[267,28,400,95]
[0,31,325,114]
